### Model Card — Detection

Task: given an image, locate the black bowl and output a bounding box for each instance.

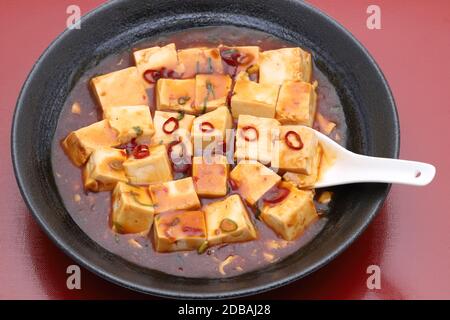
[11,0,399,299]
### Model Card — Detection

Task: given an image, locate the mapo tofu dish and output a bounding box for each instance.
[52,27,347,278]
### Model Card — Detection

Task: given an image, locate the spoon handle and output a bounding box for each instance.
[316,154,436,188]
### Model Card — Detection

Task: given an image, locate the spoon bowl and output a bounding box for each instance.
[307,127,436,188]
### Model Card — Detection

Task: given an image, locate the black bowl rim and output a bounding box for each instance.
[11,0,400,299]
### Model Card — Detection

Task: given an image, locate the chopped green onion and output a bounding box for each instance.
[132,126,143,136]
[177,96,190,106]
[207,57,213,73]
[220,218,238,232]
[197,240,209,254]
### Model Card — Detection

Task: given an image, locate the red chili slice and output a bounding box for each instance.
[240,126,259,141]
[162,117,179,134]
[220,48,241,67]
[285,131,304,150]
[143,68,178,84]
[200,121,215,133]
[143,69,162,84]
[263,186,290,205]
[133,144,150,159]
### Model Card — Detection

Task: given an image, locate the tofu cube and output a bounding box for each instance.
[272,125,319,175]
[192,106,232,155]
[283,145,322,189]
[259,47,312,85]
[151,111,194,160]
[152,110,195,144]
[219,46,260,75]
[61,120,120,167]
[133,43,181,88]
[235,115,280,165]
[229,160,281,206]
[106,105,155,144]
[153,210,206,252]
[82,147,128,192]
[111,182,155,234]
[231,72,279,119]
[123,144,173,185]
[275,81,317,126]
[156,78,197,114]
[91,67,149,118]
[192,155,229,197]
[204,194,257,246]
[260,182,318,240]
[194,74,232,113]
[178,47,223,78]
[149,177,201,214]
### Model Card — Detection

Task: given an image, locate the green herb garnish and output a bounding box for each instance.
[205,80,216,99]
[132,126,143,136]
[113,222,124,233]
[221,48,238,56]
[197,240,209,254]
[220,218,238,232]
[207,57,213,74]
[202,80,216,113]
[177,96,190,106]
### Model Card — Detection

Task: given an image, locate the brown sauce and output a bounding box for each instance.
[51,26,347,278]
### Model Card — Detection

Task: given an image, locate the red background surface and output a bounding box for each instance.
[1,0,449,300]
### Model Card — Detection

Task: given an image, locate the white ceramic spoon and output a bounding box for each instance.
[304,127,436,188]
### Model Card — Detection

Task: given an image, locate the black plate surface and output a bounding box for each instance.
[11,0,399,299]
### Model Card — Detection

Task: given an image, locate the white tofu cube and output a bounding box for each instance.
[152,110,195,145]
[151,111,194,161]
[231,72,280,119]
[111,182,155,234]
[204,194,257,246]
[123,144,173,185]
[82,147,128,192]
[191,106,232,155]
[192,155,229,197]
[156,78,197,114]
[275,81,317,126]
[194,74,232,113]
[61,120,120,167]
[272,125,319,175]
[91,67,149,118]
[234,115,280,165]
[133,43,181,88]
[106,105,155,144]
[259,47,312,85]
[283,145,322,189]
[260,182,318,240]
[149,177,200,214]
[153,210,207,252]
[229,160,281,206]
[177,47,223,78]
